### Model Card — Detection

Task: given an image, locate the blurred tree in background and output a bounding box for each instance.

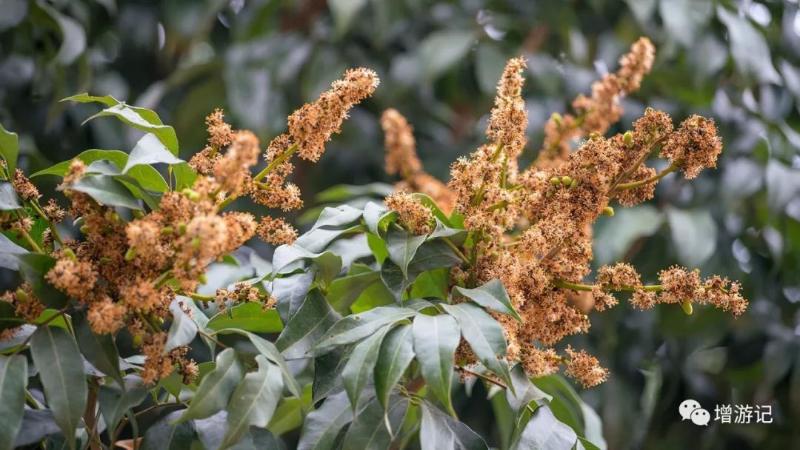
[1,0,799,448]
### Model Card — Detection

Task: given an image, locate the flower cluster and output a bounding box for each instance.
[1,68,378,384]
[381,38,747,388]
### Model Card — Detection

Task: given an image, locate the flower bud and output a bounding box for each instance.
[549,176,561,186]
[623,131,634,148]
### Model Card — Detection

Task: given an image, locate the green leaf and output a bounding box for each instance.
[97,377,148,435]
[441,303,511,386]
[73,312,122,386]
[312,251,342,286]
[666,207,717,267]
[178,348,244,422]
[141,411,196,450]
[506,364,551,415]
[313,306,416,355]
[476,43,507,94]
[207,302,282,334]
[297,390,354,450]
[30,326,87,448]
[512,405,577,450]
[0,232,27,270]
[413,314,460,415]
[271,271,314,323]
[80,102,179,154]
[61,93,118,107]
[312,347,351,403]
[315,183,393,203]
[0,355,27,450]
[716,6,781,83]
[70,174,142,210]
[123,133,183,173]
[386,228,427,278]
[172,162,198,190]
[341,325,393,411]
[375,324,415,410]
[533,375,585,434]
[417,30,475,81]
[221,356,284,449]
[268,385,312,435]
[341,396,408,450]
[593,206,663,265]
[0,122,20,174]
[215,328,302,398]
[31,149,128,178]
[275,290,339,359]
[166,300,199,351]
[453,279,521,321]
[17,254,67,308]
[0,183,20,210]
[363,201,397,236]
[329,0,368,36]
[419,402,488,450]
[37,2,86,65]
[326,269,381,313]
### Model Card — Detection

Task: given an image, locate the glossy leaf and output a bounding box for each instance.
[275,290,339,359]
[73,312,122,385]
[417,30,475,80]
[0,233,27,271]
[0,183,21,210]
[386,228,427,278]
[82,103,179,154]
[178,348,244,422]
[506,364,551,415]
[341,324,393,411]
[453,279,521,321]
[0,122,19,174]
[165,299,199,352]
[29,326,87,448]
[413,314,460,415]
[375,324,415,410]
[312,306,416,355]
[666,207,717,267]
[0,355,27,450]
[341,396,408,450]
[419,402,488,450]
[16,254,67,308]
[221,355,284,449]
[141,410,196,450]
[97,376,148,434]
[215,328,301,397]
[70,174,142,210]
[123,133,183,173]
[441,303,511,385]
[326,269,381,313]
[297,390,354,450]
[512,405,577,450]
[207,302,282,334]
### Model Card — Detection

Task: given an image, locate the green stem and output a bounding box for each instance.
[614,163,678,191]
[31,200,63,246]
[254,143,298,182]
[554,278,663,293]
[217,143,299,210]
[442,237,470,265]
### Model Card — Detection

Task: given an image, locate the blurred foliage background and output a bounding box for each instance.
[2,0,800,448]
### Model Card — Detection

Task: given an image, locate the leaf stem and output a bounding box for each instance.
[554,278,663,293]
[614,163,678,191]
[441,237,470,265]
